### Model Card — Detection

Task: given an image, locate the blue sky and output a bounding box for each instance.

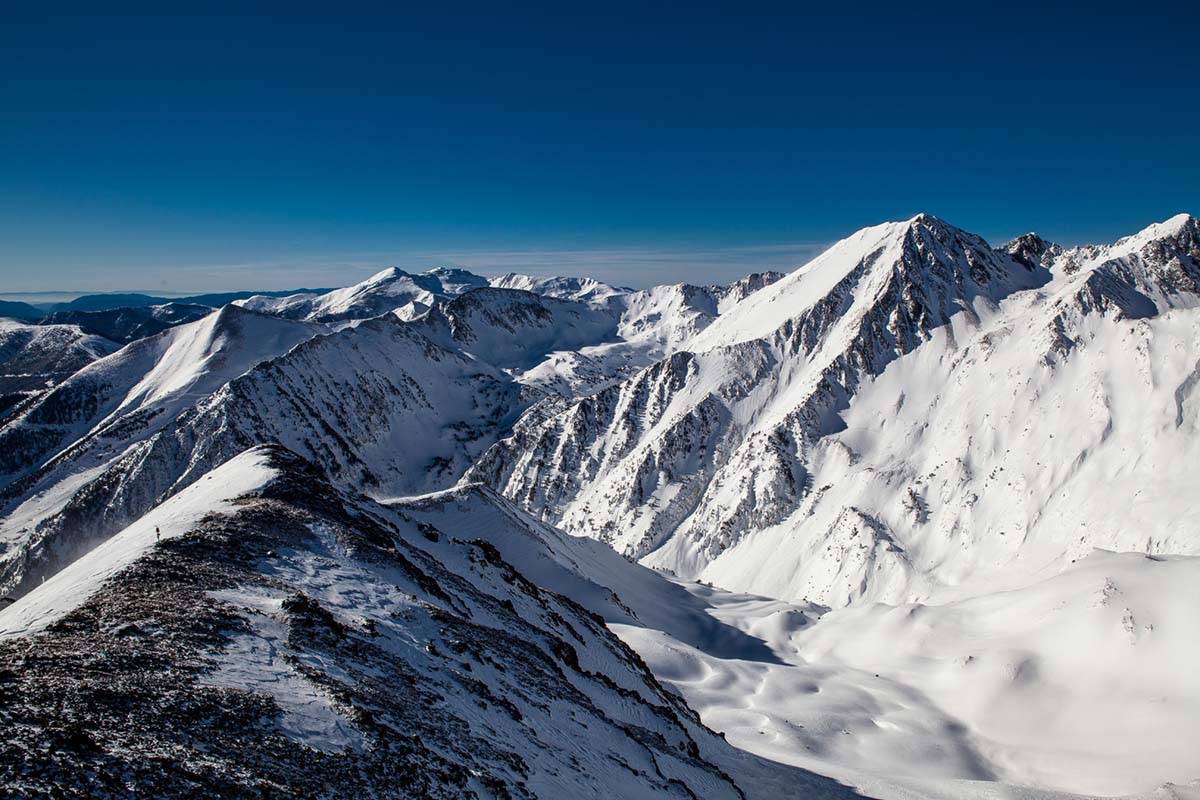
[1,1,1196,293]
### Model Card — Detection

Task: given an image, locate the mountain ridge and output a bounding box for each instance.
[0,444,862,799]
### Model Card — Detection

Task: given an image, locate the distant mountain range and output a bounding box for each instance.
[37,287,337,314]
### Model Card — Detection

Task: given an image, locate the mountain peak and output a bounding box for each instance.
[424,266,477,279]
[1103,212,1200,263]
[211,300,253,321]
[420,266,490,294]
[1004,232,1062,272]
[906,211,943,226]
[205,301,262,333]
[364,266,407,284]
[1115,212,1197,245]
[1157,212,1198,234]
[904,214,1005,253]
[904,212,960,235]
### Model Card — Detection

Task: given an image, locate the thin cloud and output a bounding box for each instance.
[6,242,832,296]
[180,241,835,291]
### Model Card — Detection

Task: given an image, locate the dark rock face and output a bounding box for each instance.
[1002,232,1062,272]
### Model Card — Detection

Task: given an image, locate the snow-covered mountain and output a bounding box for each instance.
[0,445,858,799]
[0,319,121,419]
[622,550,1200,799]
[0,305,323,489]
[466,215,1048,565]
[0,307,533,598]
[670,213,1200,607]
[233,264,789,397]
[490,272,633,306]
[483,271,787,396]
[466,213,1200,607]
[234,266,489,323]
[451,213,1200,797]
[4,212,1199,799]
[413,287,621,373]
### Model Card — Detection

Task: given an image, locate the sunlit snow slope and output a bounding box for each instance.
[620,551,1200,799]
[470,213,1200,608]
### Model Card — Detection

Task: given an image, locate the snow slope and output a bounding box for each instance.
[620,551,1200,799]
[413,287,621,372]
[234,266,488,323]
[389,482,796,666]
[396,463,1200,798]
[0,318,120,395]
[0,445,861,799]
[693,298,1200,607]
[0,312,524,598]
[486,271,786,396]
[0,305,323,491]
[0,450,278,637]
[467,214,1200,610]
[467,214,1048,563]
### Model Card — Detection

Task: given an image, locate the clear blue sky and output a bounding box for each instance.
[2,1,1196,293]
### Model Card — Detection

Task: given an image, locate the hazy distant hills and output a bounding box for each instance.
[0,300,43,321]
[42,287,337,314]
